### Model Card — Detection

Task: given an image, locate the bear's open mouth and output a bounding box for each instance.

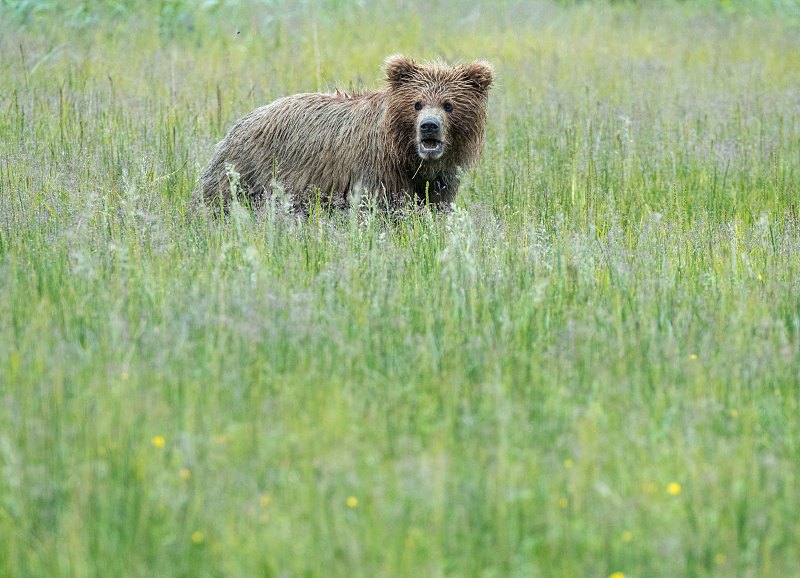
[418,139,444,158]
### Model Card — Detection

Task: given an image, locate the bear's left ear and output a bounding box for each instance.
[385,54,419,87]
[463,61,494,94]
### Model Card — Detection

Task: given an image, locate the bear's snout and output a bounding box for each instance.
[420,117,442,137]
[417,112,446,160]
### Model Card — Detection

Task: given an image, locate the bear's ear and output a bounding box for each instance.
[463,61,494,94]
[385,55,419,87]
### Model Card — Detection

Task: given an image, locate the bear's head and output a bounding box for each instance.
[384,55,493,171]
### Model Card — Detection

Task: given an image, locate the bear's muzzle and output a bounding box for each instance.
[417,114,445,160]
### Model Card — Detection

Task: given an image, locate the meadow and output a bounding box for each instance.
[1,0,799,576]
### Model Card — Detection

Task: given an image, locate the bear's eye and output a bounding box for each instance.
[414,101,422,111]
[443,102,453,113]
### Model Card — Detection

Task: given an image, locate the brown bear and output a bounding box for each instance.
[195,55,493,214]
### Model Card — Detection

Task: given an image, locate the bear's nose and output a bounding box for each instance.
[420,118,441,135]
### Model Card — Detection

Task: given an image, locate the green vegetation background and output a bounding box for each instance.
[1,0,799,576]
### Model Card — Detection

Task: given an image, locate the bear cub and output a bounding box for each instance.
[195,55,493,214]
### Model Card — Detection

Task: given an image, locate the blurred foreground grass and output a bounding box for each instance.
[1,1,799,577]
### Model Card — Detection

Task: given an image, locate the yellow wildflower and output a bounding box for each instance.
[346,496,359,508]
[667,482,682,496]
[151,436,165,448]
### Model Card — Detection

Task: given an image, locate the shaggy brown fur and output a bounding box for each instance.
[195,55,493,213]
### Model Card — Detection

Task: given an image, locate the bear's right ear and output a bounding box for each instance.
[385,55,419,87]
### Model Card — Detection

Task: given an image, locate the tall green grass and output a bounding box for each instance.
[1,1,799,577]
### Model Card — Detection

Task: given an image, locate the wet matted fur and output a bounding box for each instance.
[195,55,493,214]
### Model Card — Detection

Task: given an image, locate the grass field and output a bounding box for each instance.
[1,1,799,576]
